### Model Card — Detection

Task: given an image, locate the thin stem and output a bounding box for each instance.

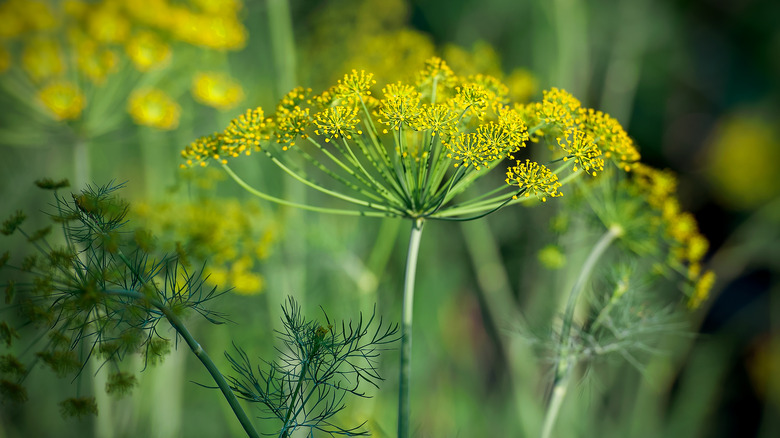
[222,163,397,218]
[104,289,260,438]
[398,218,424,438]
[540,369,570,438]
[540,224,622,438]
[267,0,297,96]
[280,356,312,438]
[264,150,401,213]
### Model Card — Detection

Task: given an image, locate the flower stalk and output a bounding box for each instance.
[540,224,622,438]
[398,218,424,438]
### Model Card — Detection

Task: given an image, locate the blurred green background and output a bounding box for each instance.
[1,0,779,436]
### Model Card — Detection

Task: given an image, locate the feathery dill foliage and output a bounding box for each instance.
[181,57,640,220]
[226,298,399,437]
[0,180,225,414]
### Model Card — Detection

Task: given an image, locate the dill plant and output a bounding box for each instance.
[504,157,717,437]
[0,180,398,437]
[180,56,648,437]
[227,297,398,437]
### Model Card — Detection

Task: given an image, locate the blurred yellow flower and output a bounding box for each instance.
[127,89,180,130]
[132,197,275,296]
[688,270,715,309]
[39,81,85,121]
[122,0,173,29]
[705,113,780,210]
[125,30,171,72]
[228,257,263,295]
[190,0,242,14]
[0,0,57,37]
[443,41,502,78]
[21,37,65,82]
[87,5,131,44]
[75,40,118,84]
[191,72,244,110]
[505,68,537,103]
[170,9,246,50]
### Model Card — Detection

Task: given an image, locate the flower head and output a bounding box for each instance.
[584,109,640,171]
[192,72,244,110]
[506,159,562,202]
[22,37,65,82]
[39,81,85,121]
[87,5,131,43]
[275,106,311,148]
[446,133,496,170]
[452,83,490,119]
[125,30,171,72]
[537,88,584,129]
[181,133,225,167]
[127,88,180,130]
[337,69,376,98]
[314,106,362,142]
[74,40,118,84]
[416,57,456,98]
[558,129,604,176]
[418,104,458,138]
[688,270,715,309]
[223,107,272,156]
[378,82,422,129]
[180,59,640,219]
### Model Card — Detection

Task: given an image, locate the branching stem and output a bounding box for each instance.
[540,225,622,438]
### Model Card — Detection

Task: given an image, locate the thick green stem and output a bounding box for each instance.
[540,225,621,438]
[398,219,424,438]
[104,289,260,438]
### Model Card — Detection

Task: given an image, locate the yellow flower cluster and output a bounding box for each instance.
[181,58,640,221]
[314,106,363,142]
[506,159,562,202]
[631,163,715,308]
[74,39,118,84]
[132,197,276,296]
[20,37,65,82]
[377,83,422,129]
[37,81,85,121]
[558,129,604,176]
[127,89,181,130]
[519,88,641,173]
[0,0,247,125]
[337,69,376,98]
[191,72,245,110]
[125,30,171,72]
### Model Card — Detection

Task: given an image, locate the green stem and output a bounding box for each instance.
[104,289,260,438]
[267,0,297,95]
[222,163,396,218]
[540,368,570,438]
[398,218,424,438]
[540,224,622,438]
[280,356,311,438]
